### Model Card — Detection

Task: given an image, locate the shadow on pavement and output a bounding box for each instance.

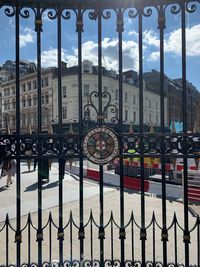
[0,185,7,192]
[24,180,58,192]
[21,170,35,174]
[24,182,38,191]
[42,181,58,190]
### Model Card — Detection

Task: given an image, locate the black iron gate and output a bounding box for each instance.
[0,0,200,266]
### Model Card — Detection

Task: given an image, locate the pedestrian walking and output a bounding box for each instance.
[40,158,49,183]
[33,158,37,171]
[1,159,16,187]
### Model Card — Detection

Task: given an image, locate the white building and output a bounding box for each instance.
[52,60,168,127]
[0,60,168,133]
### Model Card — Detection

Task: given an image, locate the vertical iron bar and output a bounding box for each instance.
[97,9,104,267]
[152,216,156,265]
[28,215,31,265]
[57,7,64,265]
[111,215,114,263]
[174,219,177,266]
[77,7,84,263]
[49,216,52,263]
[158,7,168,266]
[35,7,43,266]
[70,215,73,261]
[15,2,21,267]
[138,8,146,267]
[90,218,93,262]
[131,215,134,263]
[181,3,190,266]
[6,215,9,266]
[117,9,125,267]
[197,216,200,267]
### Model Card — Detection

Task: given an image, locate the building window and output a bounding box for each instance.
[45,95,49,104]
[4,101,7,111]
[149,99,151,108]
[104,86,108,92]
[45,77,49,87]
[33,80,37,90]
[62,86,67,98]
[7,100,10,110]
[12,100,16,110]
[21,115,26,127]
[133,95,136,104]
[149,113,151,123]
[28,98,32,107]
[156,114,158,124]
[22,84,26,92]
[42,96,45,105]
[84,85,89,97]
[12,86,15,95]
[22,98,26,108]
[62,106,67,119]
[125,92,128,103]
[7,88,10,96]
[133,111,136,122]
[115,90,119,100]
[33,96,37,106]
[125,110,128,121]
[83,64,89,73]
[156,101,158,109]
[28,82,31,91]
[41,79,44,88]
[4,89,6,96]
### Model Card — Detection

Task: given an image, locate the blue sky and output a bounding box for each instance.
[0,5,199,90]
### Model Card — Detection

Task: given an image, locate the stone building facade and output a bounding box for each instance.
[0,67,55,133]
[52,60,168,128]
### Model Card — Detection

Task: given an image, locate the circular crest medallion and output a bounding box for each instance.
[83,127,119,165]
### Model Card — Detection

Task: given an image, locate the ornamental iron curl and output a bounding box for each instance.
[83,91,119,124]
[46,8,58,20]
[128,8,138,19]
[186,1,197,13]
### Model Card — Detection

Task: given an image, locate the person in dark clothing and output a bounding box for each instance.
[40,158,49,183]
[33,158,37,171]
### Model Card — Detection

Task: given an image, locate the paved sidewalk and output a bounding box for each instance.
[0,162,199,266]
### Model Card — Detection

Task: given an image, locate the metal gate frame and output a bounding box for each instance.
[0,0,200,266]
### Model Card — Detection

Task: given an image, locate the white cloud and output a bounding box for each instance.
[148,51,160,62]
[166,24,200,56]
[81,38,139,71]
[143,24,200,61]
[41,37,139,71]
[20,28,35,48]
[41,47,76,67]
[143,30,160,48]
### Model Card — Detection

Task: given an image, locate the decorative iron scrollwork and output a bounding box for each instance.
[4,5,16,17]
